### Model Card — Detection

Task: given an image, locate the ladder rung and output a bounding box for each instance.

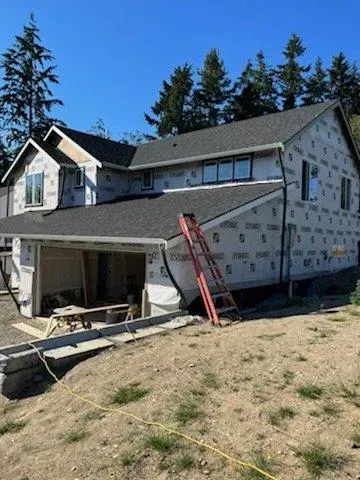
[216,307,238,315]
[212,292,230,299]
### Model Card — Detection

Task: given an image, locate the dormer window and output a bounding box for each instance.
[234,157,251,180]
[203,156,251,184]
[75,167,85,188]
[25,173,43,206]
[141,170,154,190]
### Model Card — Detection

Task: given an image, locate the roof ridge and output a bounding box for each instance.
[58,126,136,150]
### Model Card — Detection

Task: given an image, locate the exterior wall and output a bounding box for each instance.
[128,150,281,195]
[283,108,360,280]
[13,150,59,215]
[97,167,128,203]
[60,161,98,207]
[146,196,284,306]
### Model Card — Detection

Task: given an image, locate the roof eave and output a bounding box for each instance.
[0,232,166,247]
[129,142,284,170]
[2,138,60,183]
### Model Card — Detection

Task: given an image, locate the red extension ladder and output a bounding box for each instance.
[179,213,242,326]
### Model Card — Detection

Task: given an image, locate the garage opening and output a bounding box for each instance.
[41,247,146,318]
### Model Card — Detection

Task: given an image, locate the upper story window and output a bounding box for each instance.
[340,177,351,210]
[234,157,251,180]
[203,156,251,184]
[75,167,85,188]
[25,173,43,206]
[301,160,318,201]
[203,161,218,183]
[142,170,154,190]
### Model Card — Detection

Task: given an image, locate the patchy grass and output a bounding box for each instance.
[0,420,27,436]
[321,402,342,417]
[175,398,204,425]
[241,449,276,479]
[121,452,135,467]
[113,385,149,405]
[189,388,206,397]
[145,434,177,453]
[282,370,295,386]
[297,384,323,399]
[2,401,19,415]
[64,428,88,443]
[296,443,347,478]
[295,354,307,362]
[267,406,296,426]
[328,316,347,323]
[202,371,219,389]
[83,411,103,422]
[339,383,360,407]
[351,429,360,445]
[175,453,195,471]
[257,333,285,341]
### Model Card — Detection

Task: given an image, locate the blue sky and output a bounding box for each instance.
[1,0,360,138]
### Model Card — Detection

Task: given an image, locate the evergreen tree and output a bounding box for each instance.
[328,54,360,114]
[303,57,328,105]
[145,64,194,136]
[0,138,11,180]
[118,131,155,145]
[0,13,63,151]
[277,33,310,110]
[349,115,360,146]
[194,48,231,127]
[226,52,278,121]
[89,118,111,139]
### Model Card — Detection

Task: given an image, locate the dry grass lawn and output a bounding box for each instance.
[0,301,360,479]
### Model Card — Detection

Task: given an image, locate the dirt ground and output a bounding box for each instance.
[0,298,360,480]
[0,295,34,346]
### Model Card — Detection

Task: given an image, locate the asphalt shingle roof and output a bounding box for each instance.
[57,126,136,167]
[0,182,283,241]
[131,101,338,167]
[39,142,78,168]
[55,101,338,169]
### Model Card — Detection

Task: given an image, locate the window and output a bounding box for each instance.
[203,161,217,183]
[309,163,318,201]
[301,160,318,201]
[234,157,251,180]
[218,159,233,181]
[341,177,351,210]
[75,167,85,188]
[203,156,251,184]
[141,170,154,190]
[25,173,43,205]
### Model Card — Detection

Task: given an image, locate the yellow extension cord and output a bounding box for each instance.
[28,342,279,480]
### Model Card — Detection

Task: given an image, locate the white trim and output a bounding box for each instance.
[163,179,283,194]
[44,126,102,168]
[167,183,296,249]
[2,138,60,182]
[129,142,284,170]
[102,162,129,171]
[1,233,166,246]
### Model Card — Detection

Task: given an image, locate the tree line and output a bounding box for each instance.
[145,35,360,140]
[0,16,360,179]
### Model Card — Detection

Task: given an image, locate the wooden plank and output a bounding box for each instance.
[12,322,44,339]
[81,250,91,307]
[51,303,129,319]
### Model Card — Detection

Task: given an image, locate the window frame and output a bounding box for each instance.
[25,172,44,206]
[141,170,154,191]
[301,160,318,202]
[75,166,85,188]
[340,176,351,211]
[202,155,252,184]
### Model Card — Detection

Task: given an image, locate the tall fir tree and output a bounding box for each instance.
[0,13,63,152]
[302,57,328,105]
[88,118,111,139]
[145,64,194,136]
[226,52,278,121]
[194,48,231,127]
[277,33,310,110]
[328,53,360,114]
